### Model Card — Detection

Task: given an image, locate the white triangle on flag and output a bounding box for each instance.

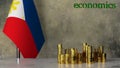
[8,0,25,20]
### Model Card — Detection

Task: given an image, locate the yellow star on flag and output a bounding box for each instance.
[9,0,20,13]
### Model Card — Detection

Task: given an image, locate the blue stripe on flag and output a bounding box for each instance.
[23,0,45,51]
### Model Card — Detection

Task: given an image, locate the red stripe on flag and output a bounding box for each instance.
[3,17,38,58]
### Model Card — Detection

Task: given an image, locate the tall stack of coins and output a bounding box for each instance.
[85,44,88,63]
[57,44,63,64]
[87,45,92,64]
[57,43,107,64]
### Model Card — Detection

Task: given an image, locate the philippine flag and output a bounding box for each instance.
[3,0,45,58]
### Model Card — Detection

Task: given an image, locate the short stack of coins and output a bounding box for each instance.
[98,45,106,63]
[102,53,106,62]
[82,43,87,63]
[77,53,82,64]
[93,49,98,62]
[64,49,70,64]
[57,43,106,64]
[70,48,77,64]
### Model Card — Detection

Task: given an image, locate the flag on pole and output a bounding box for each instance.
[3,0,45,58]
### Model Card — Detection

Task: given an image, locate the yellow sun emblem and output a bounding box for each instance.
[9,0,20,13]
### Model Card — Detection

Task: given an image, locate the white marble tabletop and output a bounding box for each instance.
[0,58,120,68]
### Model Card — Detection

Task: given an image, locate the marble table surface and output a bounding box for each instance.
[0,58,120,68]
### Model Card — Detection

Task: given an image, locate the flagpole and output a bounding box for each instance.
[16,47,20,64]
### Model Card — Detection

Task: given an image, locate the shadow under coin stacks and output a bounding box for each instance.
[57,43,106,64]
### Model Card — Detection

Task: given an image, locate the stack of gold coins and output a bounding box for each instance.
[70,48,77,64]
[93,49,98,62]
[97,47,101,62]
[102,53,106,63]
[60,54,65,64]
[57,44,63,64]
[87,45,92,64]
[82,51,86,63]
[85,45,88,63]
[64,49,70,64]
[65,53,70,64]
[77,53,82,64]
[97,46,104,62]
[82,43,87,63]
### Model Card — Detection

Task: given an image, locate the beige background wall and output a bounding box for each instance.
[0,0,120,58]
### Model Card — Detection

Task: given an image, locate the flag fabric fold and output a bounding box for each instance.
[3,0,45,58]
